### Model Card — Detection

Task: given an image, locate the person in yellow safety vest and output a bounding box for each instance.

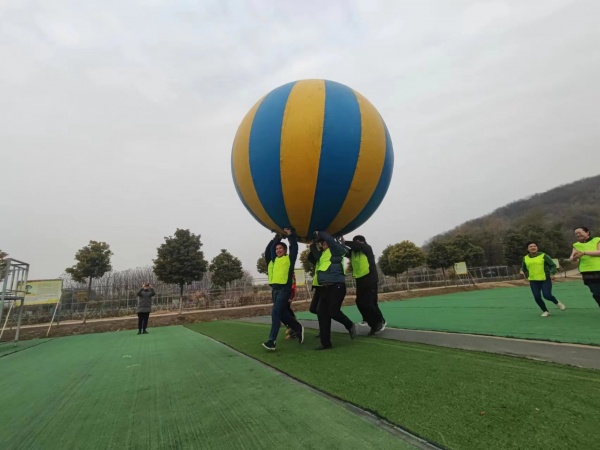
[343,235,386,335]
[520,241,566,317]
[264,234,298,338]
[311,231,356,350]
[570,226,600,308]
[262,228,304,351]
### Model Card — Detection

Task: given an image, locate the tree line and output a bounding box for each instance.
[255,216,582,283]
[64,229,246,321]
[427,174,600,266]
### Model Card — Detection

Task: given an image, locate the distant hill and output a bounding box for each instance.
[428,174,600,265]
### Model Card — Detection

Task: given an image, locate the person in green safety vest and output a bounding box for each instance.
[344,235,386,335]
[262,228,304,351]
[311,231,356,350]
[265,236,298,340]
[570,226,600,308]
[520,241,566,317]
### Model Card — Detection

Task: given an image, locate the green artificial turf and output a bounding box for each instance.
[0,338,50,357]
[297,282,600,345]
[188,320,600,450]
[0,326,413,450]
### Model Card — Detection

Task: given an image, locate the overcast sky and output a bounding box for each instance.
[2,0,599,280]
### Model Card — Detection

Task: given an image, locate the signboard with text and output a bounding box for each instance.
[16,279,63,304]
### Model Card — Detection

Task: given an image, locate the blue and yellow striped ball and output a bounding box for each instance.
[231,79,394,240]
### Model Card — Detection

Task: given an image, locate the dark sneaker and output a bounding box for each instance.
[368,322,383,336]
[298,326,305,344]
[348,323,357,340]
[137,331,141,335]
[315,344,333,350]
[262,340,276,351]
[142,330,148,334]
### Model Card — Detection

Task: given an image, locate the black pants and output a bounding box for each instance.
[309,287,321,315]
[287,302,296,318]
[137,312,150,331]
[586,283,600,308]
[317,283,353,347]
[355,278,384,327]
[529,278,558,312]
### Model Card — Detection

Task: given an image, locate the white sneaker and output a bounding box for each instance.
[541,311,549,317]
[380,321,387,331]
[557,302,566,311]
[357,321,368,327]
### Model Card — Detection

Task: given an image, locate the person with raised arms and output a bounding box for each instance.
[311,231,356,350]
[344,235,386,335]
[262,228,304,351]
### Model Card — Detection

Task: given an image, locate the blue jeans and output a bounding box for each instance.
[269,287,301,342]
[529,277,558,312]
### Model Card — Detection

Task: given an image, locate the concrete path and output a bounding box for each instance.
[245,317,600,370]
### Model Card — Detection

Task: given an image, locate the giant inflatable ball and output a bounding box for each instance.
[231,79,394,240]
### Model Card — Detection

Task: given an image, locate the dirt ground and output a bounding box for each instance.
[1,278,576,342]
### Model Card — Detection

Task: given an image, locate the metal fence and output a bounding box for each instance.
[0,266,523,329]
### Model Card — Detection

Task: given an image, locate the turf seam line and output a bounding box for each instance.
[0,338,56,359]
[193,330,444,450]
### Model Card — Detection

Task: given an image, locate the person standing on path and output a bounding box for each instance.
[312,231,356,350]
[520,242,566,317]
[570,227,600,308]
[136,283,155,334]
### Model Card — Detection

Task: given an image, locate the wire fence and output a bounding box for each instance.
[0,265,525,329]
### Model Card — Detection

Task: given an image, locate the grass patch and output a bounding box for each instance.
[188,320,600,450]
[297,282,600,345]
[0,326,412,449]
[0,338,51,357]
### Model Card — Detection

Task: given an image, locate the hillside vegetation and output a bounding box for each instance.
[426,174,600,266]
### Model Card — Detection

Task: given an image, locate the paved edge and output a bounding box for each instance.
[244,317,600,370]
[186,327,443,450]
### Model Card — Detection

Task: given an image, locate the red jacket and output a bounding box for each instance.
[290,273,297,301]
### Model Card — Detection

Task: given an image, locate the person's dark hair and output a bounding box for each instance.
[276,242,288,252]
[353,235,366,243]
[574,226,590,233]
[525,241,537,248]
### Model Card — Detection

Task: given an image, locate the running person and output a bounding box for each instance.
[570,227,600,308]
[520,241,566,317]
